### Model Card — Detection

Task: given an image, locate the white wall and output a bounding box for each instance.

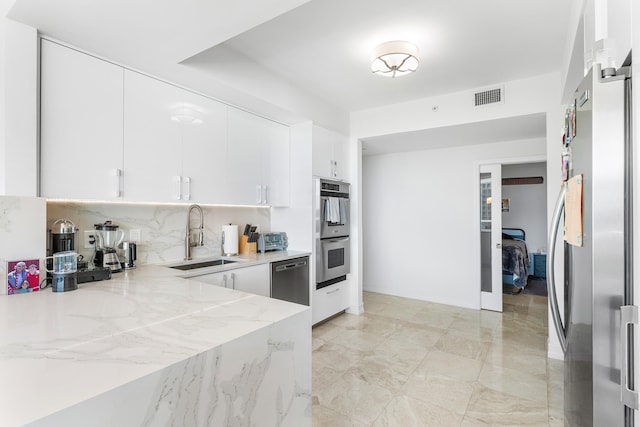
[351,73,560,140]
[352,71,562,355]
[0,3,7,194]
[352,75,560,298]
[501,162,548,254]
[0,196,47,294]
[362,138,546,309]
[2,17,38,196]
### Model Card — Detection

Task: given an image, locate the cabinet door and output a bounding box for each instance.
[226,108,265,205]
[229,264,269,297]
[124,71,228,204]
[180,93,228,203]
[227,109,290,206]
[189,271,229,288]
[312,125,349,180]
[123,71,182,202]
[263,120,290,207]
[331,135,350,181]
[40,40,124,200]
[312,128,333,178]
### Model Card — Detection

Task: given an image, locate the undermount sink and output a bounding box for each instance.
[169,259,237,271]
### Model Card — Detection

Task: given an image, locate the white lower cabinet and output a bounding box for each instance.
[189,264,269,297]
[312,281,350,325]
[192,271,228,288]
[229,264,269,296]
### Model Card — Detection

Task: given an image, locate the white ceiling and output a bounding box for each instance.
[7,0,570,152]
[203,0,571,112]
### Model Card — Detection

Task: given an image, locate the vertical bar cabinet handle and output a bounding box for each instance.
[621,305,640,409]
[174,176,182,200]
[184,176,191,201]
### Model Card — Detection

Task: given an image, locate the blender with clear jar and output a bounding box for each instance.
[94,221,125,273]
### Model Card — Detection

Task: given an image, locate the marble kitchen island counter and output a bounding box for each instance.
[0,265,311,427]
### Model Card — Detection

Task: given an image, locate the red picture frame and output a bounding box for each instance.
[7,259,40,295]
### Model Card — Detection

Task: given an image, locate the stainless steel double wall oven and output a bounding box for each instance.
[315,178,350,289]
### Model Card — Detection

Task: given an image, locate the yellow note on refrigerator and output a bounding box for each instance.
[564,174,584,246]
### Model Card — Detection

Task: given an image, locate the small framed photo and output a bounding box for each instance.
[7,259,41,295]
[501,198,510,212]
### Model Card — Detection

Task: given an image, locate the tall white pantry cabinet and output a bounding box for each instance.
[39,39,290,207]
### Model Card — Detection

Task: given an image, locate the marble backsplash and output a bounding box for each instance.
[47,202,270,266]
[1,196,47,295]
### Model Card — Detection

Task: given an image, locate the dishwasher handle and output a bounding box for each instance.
[275,259,308,273]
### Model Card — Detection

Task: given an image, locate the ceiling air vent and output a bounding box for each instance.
[474,86,504,107]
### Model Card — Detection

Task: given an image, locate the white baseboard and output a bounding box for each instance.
[346,302,364,315]
[547,338,564,360]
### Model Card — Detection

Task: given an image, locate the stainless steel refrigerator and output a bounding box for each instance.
[547,63,634,426]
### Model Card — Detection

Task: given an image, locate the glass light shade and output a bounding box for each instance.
[371,41,419,77]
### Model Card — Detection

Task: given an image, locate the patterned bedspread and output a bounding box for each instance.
[502,238,530,288]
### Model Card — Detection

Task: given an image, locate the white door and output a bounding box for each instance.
[480,164,503,312]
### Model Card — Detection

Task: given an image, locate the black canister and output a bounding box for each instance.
[52,272,78,292]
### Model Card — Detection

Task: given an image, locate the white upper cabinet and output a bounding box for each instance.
[40,41,289,205]
[227,108,290,206]
[312,125,349,180]
[123,71,227,203]
[180,94,228,204]
[40,40,124,200]
[263,119,290,207]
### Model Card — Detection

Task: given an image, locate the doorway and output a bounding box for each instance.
[479,158,547,312]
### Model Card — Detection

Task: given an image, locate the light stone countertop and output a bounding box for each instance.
[162,249,311,278]
[0,250,311,427]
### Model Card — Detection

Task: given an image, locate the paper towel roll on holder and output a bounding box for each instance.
[221,224,239,256]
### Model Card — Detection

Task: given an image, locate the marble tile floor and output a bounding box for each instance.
[312,291,563,426]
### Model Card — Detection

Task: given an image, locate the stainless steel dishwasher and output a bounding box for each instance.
[270,256,309,306]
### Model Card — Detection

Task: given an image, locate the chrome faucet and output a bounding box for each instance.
[185,204,204,260]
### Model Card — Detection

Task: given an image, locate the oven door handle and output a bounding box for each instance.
[321,237,350,249]
[325,237,349,244]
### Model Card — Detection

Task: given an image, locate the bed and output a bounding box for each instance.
[502,228,530,289]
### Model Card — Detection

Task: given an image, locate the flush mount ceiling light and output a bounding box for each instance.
[371,40,419,78]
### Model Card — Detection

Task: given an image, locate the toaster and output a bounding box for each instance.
[259,232,288,252]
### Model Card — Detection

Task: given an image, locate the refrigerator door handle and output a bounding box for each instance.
[621,305,639,409]
[547,185,568,353]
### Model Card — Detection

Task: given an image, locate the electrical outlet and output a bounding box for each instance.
[83,230,96,249]
[130,229,141,243]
